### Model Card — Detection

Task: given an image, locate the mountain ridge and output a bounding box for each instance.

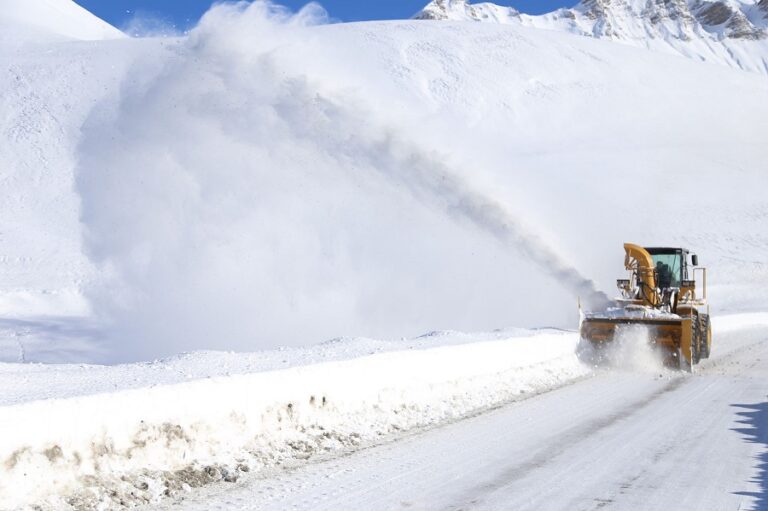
[415,0,768,72]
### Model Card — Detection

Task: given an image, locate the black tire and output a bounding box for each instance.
[690,315,701,365]
[699,315,711,359]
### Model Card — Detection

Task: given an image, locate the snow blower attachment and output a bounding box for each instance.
[580,243,711,370]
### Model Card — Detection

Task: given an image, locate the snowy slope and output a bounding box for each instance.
[0,9,134,322]
[1,2,767,362]
[0,44,138,318]
[0,0,124,42]
[73,11,768,361]
[415,0,768,72]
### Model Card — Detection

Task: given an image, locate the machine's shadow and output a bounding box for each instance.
[732,401,768,511]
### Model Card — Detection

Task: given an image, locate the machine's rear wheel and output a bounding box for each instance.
[690,315,701,366]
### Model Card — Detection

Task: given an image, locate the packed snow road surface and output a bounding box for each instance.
[171,323,768,511]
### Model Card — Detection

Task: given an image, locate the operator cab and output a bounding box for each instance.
[645,247,696,289]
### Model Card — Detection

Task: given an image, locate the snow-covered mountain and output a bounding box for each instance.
[1,1,766,363]
[415,0,768,72]
[0,0,124,41]
[0,3,767,507]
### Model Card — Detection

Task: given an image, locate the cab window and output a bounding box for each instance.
[651,253,682,288]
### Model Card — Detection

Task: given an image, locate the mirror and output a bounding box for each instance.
[691,254,699,266]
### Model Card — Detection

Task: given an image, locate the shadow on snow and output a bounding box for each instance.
[733,401,768,511]
[0,316,103,364]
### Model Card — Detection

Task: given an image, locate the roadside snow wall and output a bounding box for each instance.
[0,331,587,510]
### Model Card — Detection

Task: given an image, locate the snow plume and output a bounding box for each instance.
[76,1,606,361]
[365,141,610,309]
[120,12,182,38]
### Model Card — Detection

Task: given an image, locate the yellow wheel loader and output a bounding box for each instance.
[580,243,711,370]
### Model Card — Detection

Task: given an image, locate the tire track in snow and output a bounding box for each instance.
[447,375,687,509]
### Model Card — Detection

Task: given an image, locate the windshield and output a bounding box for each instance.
[651,253,682,288]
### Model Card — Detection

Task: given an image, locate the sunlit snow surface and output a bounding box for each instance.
[0,1,767,508]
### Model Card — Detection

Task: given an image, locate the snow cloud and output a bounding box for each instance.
[76,1,606,361]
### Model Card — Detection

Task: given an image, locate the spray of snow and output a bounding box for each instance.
[604,325,667,372]
[120,12,182,38]
[578,324,668,373]
[76,1,607,361]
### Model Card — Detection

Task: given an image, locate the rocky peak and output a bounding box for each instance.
[414,0,467,20]
[646,0,696,25]
[415,0,765,41]
[412,0,768,73]
[579,0,617,19]
[414,0,520,22]
[692,0,765,40]
[645,0,698,40]
[569,0,699,40]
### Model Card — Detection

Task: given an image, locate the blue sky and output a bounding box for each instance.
[75,1,573,32]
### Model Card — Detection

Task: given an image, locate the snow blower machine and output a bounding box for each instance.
[580,243,711,370]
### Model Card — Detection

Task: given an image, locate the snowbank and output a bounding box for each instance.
[0,330,587,509]
[712,312,768,333]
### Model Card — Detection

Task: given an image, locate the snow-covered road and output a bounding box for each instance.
[171,325,768,511]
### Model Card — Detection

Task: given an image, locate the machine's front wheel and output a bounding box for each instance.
[691,316,701,365]
[699,315,711,359]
